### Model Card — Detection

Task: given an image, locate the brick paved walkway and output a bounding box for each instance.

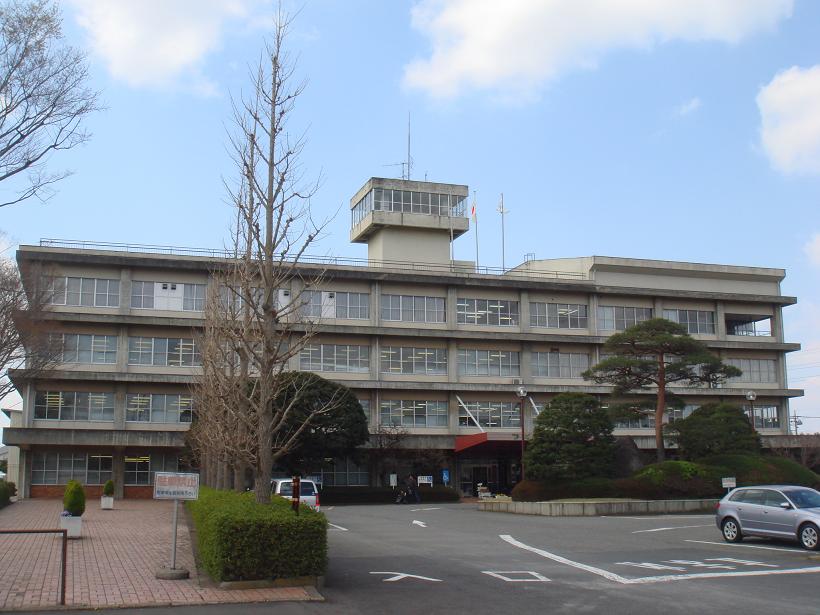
[0,499,320,610]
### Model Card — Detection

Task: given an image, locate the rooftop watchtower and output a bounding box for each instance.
[350,177,469,266]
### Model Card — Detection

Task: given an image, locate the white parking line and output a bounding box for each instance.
[685,540,805,553]
[500,535,820,584]
[601,515,713,520]
[410,507,441,512]
[328,523,349,532]
[632,525,714,533]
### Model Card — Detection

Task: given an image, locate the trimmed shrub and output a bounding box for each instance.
[5,481,16,497]
[103,480,115,496]
[0,481,11,508]
[512,478,618,502]
[631,461,727,498]
[63,480,86,516]
[669,403,760,459]
[701,454,820,488]
[320,485,460,505]
[188,487,327,582]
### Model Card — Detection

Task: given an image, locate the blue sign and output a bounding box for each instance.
[442,469,450,485]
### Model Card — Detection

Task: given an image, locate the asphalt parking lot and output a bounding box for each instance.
[317,502,820,614]
[55,502,820,615]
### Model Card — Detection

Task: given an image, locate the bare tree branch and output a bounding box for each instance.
[0,1,101,208]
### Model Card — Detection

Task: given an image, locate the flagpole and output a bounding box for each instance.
[497,193,507,271]
[472,191,479,269]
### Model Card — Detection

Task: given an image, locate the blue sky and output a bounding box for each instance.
[1,0,819,431]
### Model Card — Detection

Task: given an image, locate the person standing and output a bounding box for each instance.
[406,474,420,504]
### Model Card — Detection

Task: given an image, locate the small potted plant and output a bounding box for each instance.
[101,480,114,510]
[59,480,86,538]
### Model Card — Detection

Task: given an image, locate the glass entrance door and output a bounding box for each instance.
[459,461,499,496]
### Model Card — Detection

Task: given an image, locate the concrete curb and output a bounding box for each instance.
[218,576,325,590]
[478,498,719,516]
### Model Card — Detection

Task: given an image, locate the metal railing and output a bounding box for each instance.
[37,239,588,281]
[0,529,67,605]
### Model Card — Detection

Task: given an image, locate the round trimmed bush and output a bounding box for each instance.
[63,480,86,516]
[103,480,115,497]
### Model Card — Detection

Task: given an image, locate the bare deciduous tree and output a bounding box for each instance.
[0,0,100,208]
[0,257,58,404]
[190,11,339,504]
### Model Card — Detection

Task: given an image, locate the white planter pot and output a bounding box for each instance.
[100,495,114,510]
[59,516,82,538]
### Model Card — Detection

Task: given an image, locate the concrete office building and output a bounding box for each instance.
[2,177,802,498]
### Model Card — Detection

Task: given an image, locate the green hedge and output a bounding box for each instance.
[511,455,820,502]
[701,454,820,487]
[319,485,461,504]
[187,487,327,582]
[0,481,12,508]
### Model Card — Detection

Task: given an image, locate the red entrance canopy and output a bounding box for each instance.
[454,432,522,455]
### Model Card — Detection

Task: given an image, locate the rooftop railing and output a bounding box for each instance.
[37,239,587,281]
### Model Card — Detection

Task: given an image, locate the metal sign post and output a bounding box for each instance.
[292,475,301,515]
[722,477,736,495]
[154,472,199,580]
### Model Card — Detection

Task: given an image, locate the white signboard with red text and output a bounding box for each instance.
[153,472,200,500]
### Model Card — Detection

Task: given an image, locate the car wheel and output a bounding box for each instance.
[721,518,743,543]
[799,523,820,551]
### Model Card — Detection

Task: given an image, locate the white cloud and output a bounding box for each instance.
[69,0,265,93]
[404,0,792,100]
[675,97,702,117]
[805,233,820,268]
[757,65,820,175]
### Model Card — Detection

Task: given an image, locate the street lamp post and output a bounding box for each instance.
[745,391,757,430]
[516,386,527,482]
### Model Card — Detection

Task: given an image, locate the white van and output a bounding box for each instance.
[271,478,320,511]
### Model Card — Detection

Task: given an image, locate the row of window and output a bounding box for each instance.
[46,334,781,384]
[31,451,179,485]
[45,276,206,311]
[352,188,467,226]
[613,405,780,429]
[43,277,733,335]
[377,400,520,429]
[34,391,194,423]
[299,346,590,378]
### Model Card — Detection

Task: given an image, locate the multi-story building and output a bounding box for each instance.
[3,177,802,498]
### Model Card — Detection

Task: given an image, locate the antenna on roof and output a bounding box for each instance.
[381,112,415,180]
[406,112,412,180]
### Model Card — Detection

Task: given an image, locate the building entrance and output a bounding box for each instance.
[458,461,499,496]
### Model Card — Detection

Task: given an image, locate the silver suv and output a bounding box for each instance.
[716,485,820,550]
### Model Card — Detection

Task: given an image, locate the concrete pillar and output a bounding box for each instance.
[447,286,458,326]
[118,267,132,316]
[114,383,127,429]
[520,342,531,382]
[448,339,459,384]
[772,305,785,343]
[113,450,125,499]
[588,294,599,334]
[23,382,34,428]
[370,336,380,381]
[520,290,530,333]
[18,448,29,499]
[117,325,129,372]
[370,281,380,326]
[715,301,727,339]
[653,297,664,317]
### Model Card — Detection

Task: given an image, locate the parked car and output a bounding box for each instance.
[716,485,820,550]
[271,478,320,511]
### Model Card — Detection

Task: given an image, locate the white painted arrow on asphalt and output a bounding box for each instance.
[370,572,442,582]
[411,519,427,528]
